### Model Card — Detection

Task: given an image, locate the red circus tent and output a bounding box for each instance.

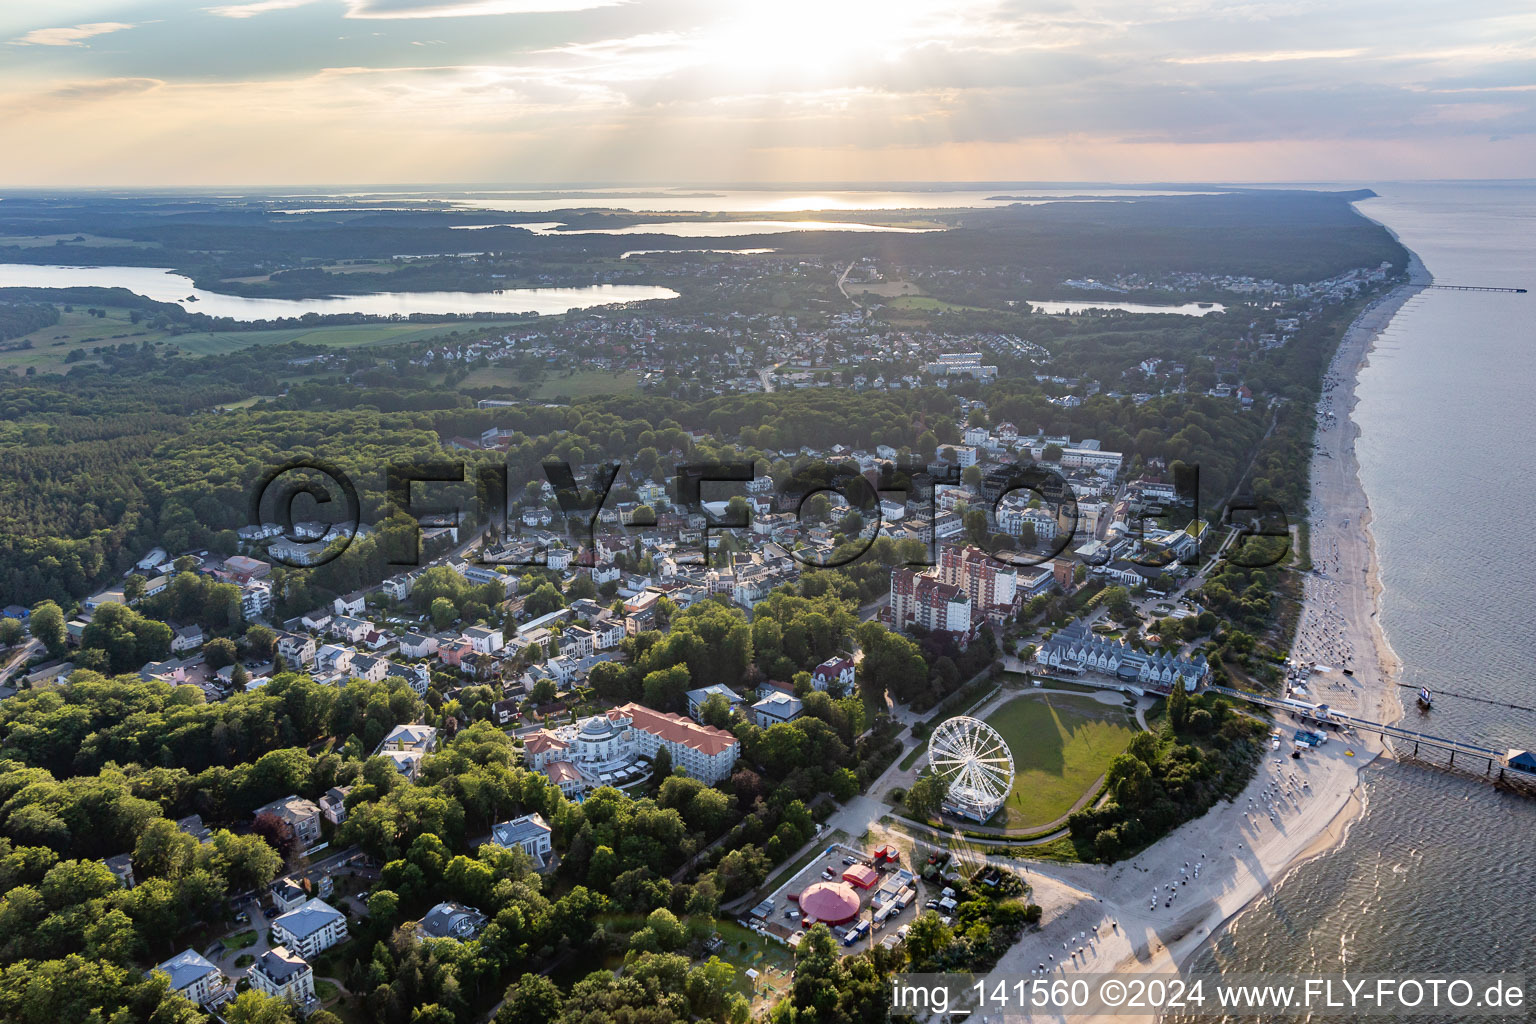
[797,881,861,926]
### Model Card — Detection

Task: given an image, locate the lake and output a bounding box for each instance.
[1027,299,1225,316]
[0,263,678,321]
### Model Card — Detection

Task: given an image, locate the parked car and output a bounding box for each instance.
[263,906,279,919]
[841,857,856,865]
[925,899,940,910]
[233,912,250,924]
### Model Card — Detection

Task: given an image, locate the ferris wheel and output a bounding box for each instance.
[926,716,1014,821]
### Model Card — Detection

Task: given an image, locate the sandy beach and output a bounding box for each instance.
[981,259,1433,1022]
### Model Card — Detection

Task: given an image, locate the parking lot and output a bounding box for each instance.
[744,841,940,952]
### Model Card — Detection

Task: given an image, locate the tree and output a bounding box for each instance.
[201,830,281,892]
[251,813,297,861]
[430,597,458,630]
[367,888,400,923]
[524,583,565,618]
[133,818,198,880]
[123,575,147,603]
[231,664,250,690]
[245,624,277,660]
[905,774,946,820]
[29,601,66,658]
[1107,752,1153,807]
[496,974,562,1024]
[223,990,299,1024]
[697,692,734,729]
[651,745,673,781]
[530,678,556,704]
[204,637,238,670]
[0,618,22,647]
[1167,680,1190,731]
[905,910,955,968]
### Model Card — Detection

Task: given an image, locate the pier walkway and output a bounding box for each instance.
[1203,684,1536,788]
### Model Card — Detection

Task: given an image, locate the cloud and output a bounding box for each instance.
[206,0,619,17]
[1167,48,1366,65]
[343,0,623,17]
[11,22,135,47]
[48,78,164,101]
[205,0,318,18]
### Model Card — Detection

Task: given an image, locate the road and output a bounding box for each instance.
[0,638,41,687]
[835,260,861,309]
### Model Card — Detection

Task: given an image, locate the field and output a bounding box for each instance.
[458,365,640,399]
[0,233,152,249]
[847,280,923,298]
[166,319,533,357]
[712,919,796,1010]
[0,309,535,375]
[984,693,1140,830]
[884,295,992,312]
[0,307,168,373]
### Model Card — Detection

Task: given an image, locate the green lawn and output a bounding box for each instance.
[316,980,341,1003]
[234,954,255,968]
[984,693,1140,830]
[224,929,258,949]
[712,919,796,1001]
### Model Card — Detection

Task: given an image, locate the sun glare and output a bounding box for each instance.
[706,0,938,78]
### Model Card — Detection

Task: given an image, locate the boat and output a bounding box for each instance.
[1417,687,1433,710]
[1197,301,1214,308]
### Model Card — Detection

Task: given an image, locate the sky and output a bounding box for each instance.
[1,0,1533,186]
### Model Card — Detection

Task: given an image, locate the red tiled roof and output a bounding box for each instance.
[544,761,582,784]
[525,731,568,754]
[614,702,738,757]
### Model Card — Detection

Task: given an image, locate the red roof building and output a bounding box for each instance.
[842,863,879,889]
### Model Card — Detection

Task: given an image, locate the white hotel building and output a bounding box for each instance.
[524,702,739,788]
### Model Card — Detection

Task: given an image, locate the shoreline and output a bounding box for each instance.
[981,256,1431,1022]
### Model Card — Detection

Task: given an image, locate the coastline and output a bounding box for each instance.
[981,255,1431,1023]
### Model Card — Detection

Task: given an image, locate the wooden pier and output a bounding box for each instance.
[1425,284,1527,293]
[1204,685,1536,795]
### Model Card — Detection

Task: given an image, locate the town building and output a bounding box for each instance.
[418,901,489,942]
[522,702,739,787]
[490,812,554,868]
[248,946,316,1011]
[148,949,228,1007]
[253,795,322,849]
[1034,624,1208,692]
[272,898,348,959]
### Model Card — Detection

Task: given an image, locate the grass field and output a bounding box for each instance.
[712,919,796,1008]
[0,308,168,373]
[885,295,992,312]
[984,693,1139,830]
[459,365,640,399]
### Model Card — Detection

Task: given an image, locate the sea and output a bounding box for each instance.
[1174,181,1536,1018]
